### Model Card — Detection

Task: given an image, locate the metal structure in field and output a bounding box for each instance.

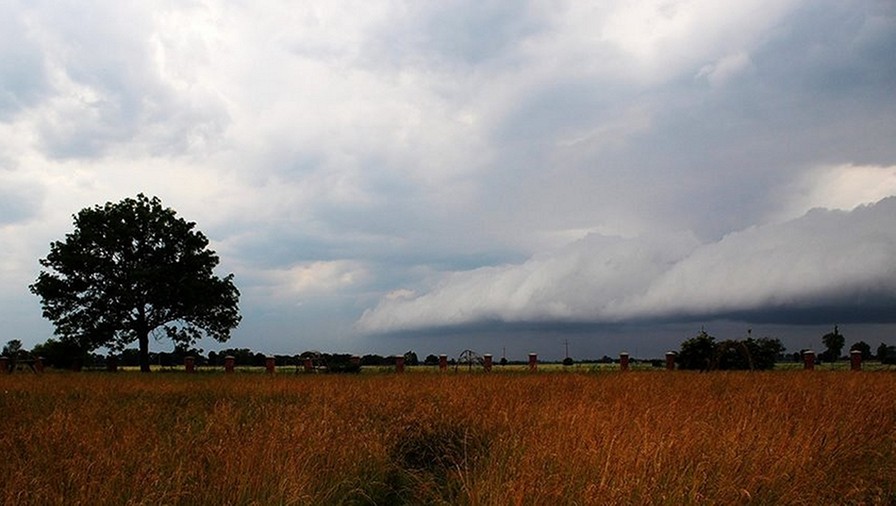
[454,349,485,372]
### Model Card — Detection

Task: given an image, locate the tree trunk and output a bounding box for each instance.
[139,330,150,372]
[137,307,151,372]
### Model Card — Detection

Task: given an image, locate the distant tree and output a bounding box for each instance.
[2,339,22,356]
[715,339,751,370]
[2,340,27,370]
[30,194,241,372]
[850,341,872,361]
[744,337,785,370]
[821,325,845,361]
[423,354,439,366]
[403,350,419,366]
[876,343,887,361]
[678,330,716,370]
[322,353,361,374]
[361,354,388,366]
[562,357,574,366]
[118,348,142,367]
[878,343,896,365]
[499,357,508,366]
[31,337,88,369]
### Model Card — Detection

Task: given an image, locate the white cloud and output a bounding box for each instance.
[1,0,895,355]
[772,164,896,222]
[358,198,896,333]
[696,51,754,87]
[260,260,370,297]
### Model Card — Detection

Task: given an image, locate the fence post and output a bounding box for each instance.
[620,352,630,371]
[395,355,405,373]
[350,355,361,368]
[224,355,235,373]
[850,350,862,371]
[265,356,276,374]
[0,357,7,374]
[802,350,815,370]
[439,354,447,371]
[665,351,676,370]
[528,353,538,372]
[483,354,493,372]
[34,357,44,374]
[184,356,195,373]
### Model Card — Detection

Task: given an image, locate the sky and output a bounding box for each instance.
[2,0,896,360]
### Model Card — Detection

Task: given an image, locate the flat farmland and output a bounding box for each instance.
[1,371,894,505]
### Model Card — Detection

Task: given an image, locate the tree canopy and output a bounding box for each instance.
[822,325,845,361]
[30,194,241,372]
[677,330,784,371]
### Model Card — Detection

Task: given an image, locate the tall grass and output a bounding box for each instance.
[1,371,894,504]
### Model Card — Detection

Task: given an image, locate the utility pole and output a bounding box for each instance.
[564,339,570,359]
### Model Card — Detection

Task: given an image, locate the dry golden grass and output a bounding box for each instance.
[1,371,894,505]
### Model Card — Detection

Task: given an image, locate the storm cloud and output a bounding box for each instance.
[2,0,895,357]
[358,198,896,333]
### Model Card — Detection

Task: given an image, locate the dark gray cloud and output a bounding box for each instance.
[2,1,896,358]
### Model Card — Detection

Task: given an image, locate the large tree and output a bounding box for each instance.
[30,194,240,372]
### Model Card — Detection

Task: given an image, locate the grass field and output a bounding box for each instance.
[1,370,894,504]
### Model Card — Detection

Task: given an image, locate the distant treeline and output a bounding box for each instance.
[4,333,896,371]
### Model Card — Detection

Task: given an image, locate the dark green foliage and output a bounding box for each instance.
[403,350,419,366]
[879,343,896,364]
[2,339,29,371]
[30,194,240,372]
[361,354,390,366]
[218,348,257,366]
[423,354,439,366]
[850,341,872,361]
[677,330,717,370]
[324,354,361,373]
[743,337,785,370]
[562,357,574,366]
[678,331,784,370]
[822,325,845,361]
[30,338,89,369]
[1,339,24,358]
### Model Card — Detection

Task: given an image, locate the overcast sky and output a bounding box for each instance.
[2,0,895,360]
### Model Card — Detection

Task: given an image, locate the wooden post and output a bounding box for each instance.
[620,352,630,371]
[224,355,235,373]
[803,350,815,370]
[528,353,537,372]
[350,355,361,368]
[265,356,276,374]
[34,357,44,374]
[106,355,118,373]
[850,349,862,371]
[184,356,195,373]
[483,354,493,372]
[0,356,7,374]
[302,357,314,372]
[395,355,405,373]
[665,351,676,370]
[439,354,447,371]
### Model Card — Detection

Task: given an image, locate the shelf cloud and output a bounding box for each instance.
[358,198,896,333]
